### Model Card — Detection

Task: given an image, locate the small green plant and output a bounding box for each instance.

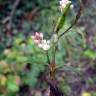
[0,0,84,96]
[30,0,83,95]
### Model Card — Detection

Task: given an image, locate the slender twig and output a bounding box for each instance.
[8,0,20,30]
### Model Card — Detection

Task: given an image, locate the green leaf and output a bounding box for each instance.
[54,3,71,33]
[84,49,96,59]
[7,76,19,92]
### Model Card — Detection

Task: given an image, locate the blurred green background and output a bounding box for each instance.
[0,0,96,96]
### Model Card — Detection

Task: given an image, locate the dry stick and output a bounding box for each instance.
[8,0,20,30]
[58,2,83,39]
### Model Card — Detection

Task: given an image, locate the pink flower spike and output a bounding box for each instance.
[59,0,72,11]
[60,0,67,4]
[32,32,51,51]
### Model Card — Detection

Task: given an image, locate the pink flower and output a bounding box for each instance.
[38,40,50,50]
[59,0,71,11]
[32,32,43,44]
[32,32,51,51]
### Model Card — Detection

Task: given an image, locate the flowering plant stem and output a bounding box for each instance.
[47,1,83,96]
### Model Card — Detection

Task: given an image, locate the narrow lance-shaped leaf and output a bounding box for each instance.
[54,3,71,34]
[58,0,83,39]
